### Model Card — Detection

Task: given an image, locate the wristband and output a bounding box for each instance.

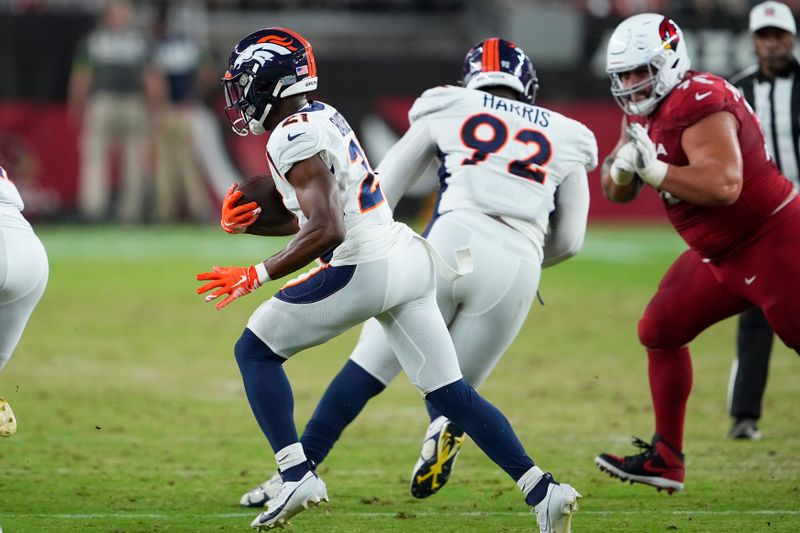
[254,262,271,285]
[641,160,668,188]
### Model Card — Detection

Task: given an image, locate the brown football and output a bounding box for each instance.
[235,175,298,235]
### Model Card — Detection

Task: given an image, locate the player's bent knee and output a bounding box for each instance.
[638,315,689,350]
[425,378,473,420]
[234,328,285,366]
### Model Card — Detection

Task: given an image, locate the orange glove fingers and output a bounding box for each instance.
[222,189,242,208]
[226,201,259,218]
[226,204,261,222]
[196,280,224,295]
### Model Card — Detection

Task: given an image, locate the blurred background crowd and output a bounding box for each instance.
[0,0,798,223]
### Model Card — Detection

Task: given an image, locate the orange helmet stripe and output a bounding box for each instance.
[482,37,500,72]
[276,27,317,78]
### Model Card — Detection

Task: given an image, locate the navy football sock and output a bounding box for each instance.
[301,360,386,465]
[234,328,299,453]
[425,398,443,422]
[425,379,535,481]
[281,461,312,483]
[524,473,556,506]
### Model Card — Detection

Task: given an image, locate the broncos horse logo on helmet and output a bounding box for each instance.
[223,28,317,136]
[462,38,539,104]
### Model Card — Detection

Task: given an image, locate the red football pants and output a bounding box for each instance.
[637,199,800,450]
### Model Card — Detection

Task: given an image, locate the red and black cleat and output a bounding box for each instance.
[595,433,684,494]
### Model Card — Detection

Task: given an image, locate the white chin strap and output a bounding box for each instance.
[244,79,284,136]
[627,96,658,116]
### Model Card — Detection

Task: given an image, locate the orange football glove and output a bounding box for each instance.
[196,264,267,310]
[221,183,261,234]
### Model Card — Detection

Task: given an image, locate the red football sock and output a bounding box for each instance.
[647,347,692,451]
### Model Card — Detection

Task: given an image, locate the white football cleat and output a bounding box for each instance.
[410,416,465,498]
[250,471,328,530]
[533,482,581,533]
[241,471,284,507]
[0,396,17,437]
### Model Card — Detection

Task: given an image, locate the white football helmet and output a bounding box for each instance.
[606,14,690,116]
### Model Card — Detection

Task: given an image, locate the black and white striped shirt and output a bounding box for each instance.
[730,60,800,188]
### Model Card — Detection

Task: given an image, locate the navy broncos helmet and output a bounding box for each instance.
[222,27,318,136]
[462,38,538,104]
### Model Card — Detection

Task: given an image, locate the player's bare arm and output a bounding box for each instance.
[196,155,344,310]
[246,215,300,237]
[659,111,743,205]
[261,154,346,280]
[601,116,643,203]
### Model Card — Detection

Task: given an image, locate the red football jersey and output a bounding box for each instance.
[630,71,795,258]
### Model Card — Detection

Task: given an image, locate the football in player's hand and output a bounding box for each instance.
[236,175,297,235]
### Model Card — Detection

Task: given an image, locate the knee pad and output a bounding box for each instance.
[234,328,284,366]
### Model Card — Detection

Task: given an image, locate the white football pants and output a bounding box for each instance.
[351,210,541,388]
[247,236,463,394]
[0,215,48,370]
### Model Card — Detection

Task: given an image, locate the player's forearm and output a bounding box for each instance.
[543,169,589,268]
[262,219,344,280]
[601,157,640,203]
[659,162,741,206]
[246,218,300,237]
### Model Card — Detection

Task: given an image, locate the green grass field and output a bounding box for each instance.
[1,224,798,532]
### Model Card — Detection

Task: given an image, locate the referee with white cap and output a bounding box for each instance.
[727,0,799,441]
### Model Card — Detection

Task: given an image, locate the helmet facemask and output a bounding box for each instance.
[608,61,662,116]
[605,14,690,117]
[223,70,290,136]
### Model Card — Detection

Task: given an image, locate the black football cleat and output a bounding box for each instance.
[595,433,684,493]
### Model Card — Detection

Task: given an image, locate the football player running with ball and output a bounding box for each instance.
[197,28,581,532]
[0,165,48,437]
[239,38,597,514]
[595,14,800,494]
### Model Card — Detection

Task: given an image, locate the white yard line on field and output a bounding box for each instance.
[4,510,799,519]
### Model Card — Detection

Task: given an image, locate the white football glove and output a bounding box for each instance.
[627,123,668,188]
[609,143,638,186]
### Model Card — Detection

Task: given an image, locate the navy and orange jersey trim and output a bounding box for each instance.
[275,263,356,304]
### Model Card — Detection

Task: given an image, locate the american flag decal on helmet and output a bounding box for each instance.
[296,65,309,76]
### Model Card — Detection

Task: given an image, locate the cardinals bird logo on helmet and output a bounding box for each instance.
[658,18,681,52]
[606,14,690,116]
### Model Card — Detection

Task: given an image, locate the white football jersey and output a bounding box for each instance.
[407,86,597,245]
[0,166,24,211]
[266,101,413,265]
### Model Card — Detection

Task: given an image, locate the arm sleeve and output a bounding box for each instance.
[582,125,599,172]
[541,165,590,268]
[375,117,437,209]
